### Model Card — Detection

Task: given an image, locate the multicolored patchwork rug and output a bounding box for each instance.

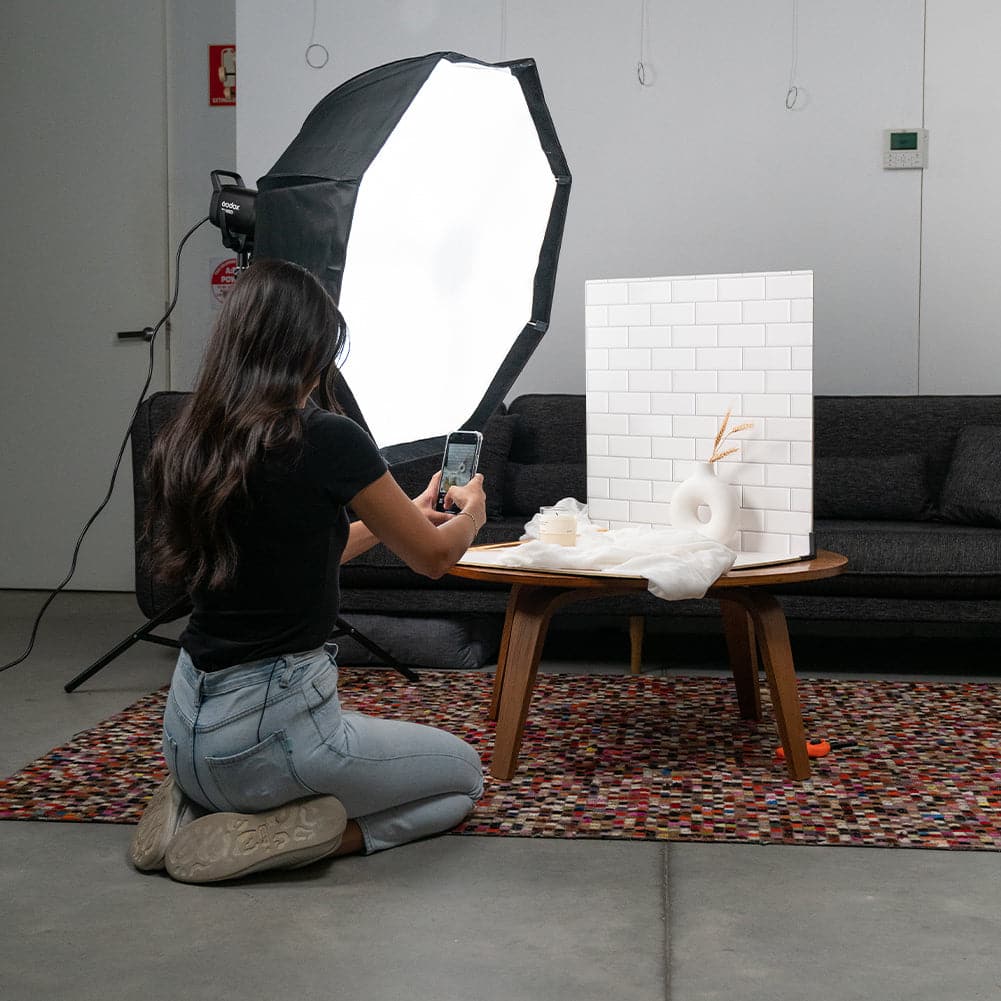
[2,671,999,850]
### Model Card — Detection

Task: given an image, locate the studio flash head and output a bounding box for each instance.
[209,170,257,268]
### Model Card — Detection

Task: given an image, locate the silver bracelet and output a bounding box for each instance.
[457,510,479,533]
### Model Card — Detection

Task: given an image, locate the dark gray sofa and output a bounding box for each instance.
[132,391,1001,668]
[337,393,1001,659]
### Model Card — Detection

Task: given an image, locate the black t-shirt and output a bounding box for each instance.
[180,404,388,671]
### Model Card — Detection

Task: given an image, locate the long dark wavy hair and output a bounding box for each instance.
[144,258,348,591]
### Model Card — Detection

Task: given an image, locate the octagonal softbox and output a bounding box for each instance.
[254,52,570,461]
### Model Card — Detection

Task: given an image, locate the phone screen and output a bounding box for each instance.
[436,436,480,510]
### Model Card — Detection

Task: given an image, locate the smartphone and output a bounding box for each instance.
[434,430,483,512]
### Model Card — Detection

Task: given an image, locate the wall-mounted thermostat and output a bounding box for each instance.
[883,128,928,169]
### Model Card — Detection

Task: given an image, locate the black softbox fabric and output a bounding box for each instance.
[254,52,570,461]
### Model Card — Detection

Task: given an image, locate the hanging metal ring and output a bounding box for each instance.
[305,43,329,69]
[637,60,648,86]
[785,85,799,110]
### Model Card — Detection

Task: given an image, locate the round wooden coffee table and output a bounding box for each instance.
[449,549,847,782]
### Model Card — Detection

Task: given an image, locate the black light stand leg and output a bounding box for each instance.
[64,599,192,693]
[331,616,420,683]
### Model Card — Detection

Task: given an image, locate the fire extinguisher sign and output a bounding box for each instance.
[209,45,236,106]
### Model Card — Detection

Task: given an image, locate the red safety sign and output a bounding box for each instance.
[209,45,236,106]
[211,258,238,306]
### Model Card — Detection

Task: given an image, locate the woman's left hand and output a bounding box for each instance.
[413,471,453,526]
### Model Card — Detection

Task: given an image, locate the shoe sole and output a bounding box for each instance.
[164,796,347,884]
[129,774,184,871]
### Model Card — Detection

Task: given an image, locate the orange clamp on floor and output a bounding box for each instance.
[775,738,831,760]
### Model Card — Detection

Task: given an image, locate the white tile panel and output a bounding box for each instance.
[671,325,718,347]
[586,326,629,349]
[765,510,813,534]
[587,413,629,435]
[650,302,697,325]
[588,498,630,524]
[628,326,672,348]
[587,369,628,392]
[611,477,652,501]
[608,303,651,326]
[588,455,630,478]
[742,394,791,417]
[742,346,792,370]
[791,346,812,370]
[628,280,673,303]
[718,371,766,393]
[766,370,813,394]
[765,464,812,488]
[628,500,674,525]
[608,434,652,457]
[766,274,813,299]
[765,323,813,346]
[586,434,609,456]
[671,278,717,302]
[587,476,610,499]
[629,370,672,393]
[718,276,766,300]
[790,298,813,322]
[742,299,791,323]
[586,391,608,413]
[629,457,675,481]
[608,348,651,370]
[718,324,766,346]
[651,437,696,460]
[586,269,813,559]
[696,347,742,369]
[629,413,673,435]
[608,392,652,414]
[651,393,697,415]
[672,370,718,392]
[696,301,743,324]
[586,282,628,305]
[652,347,697,370]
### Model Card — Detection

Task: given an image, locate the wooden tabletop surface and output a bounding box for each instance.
[448,546,847,590]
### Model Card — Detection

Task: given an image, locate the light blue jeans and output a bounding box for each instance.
[162,647,484,854]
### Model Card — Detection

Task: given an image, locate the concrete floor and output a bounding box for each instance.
[2,590,1000,1001]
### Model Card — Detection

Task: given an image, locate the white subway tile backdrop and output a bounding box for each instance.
[585,271,814,557]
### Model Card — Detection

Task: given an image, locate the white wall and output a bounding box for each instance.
[920,0,1001,393]
[167,2,238,391]
[0,0,235,592]
[234,0,965,399]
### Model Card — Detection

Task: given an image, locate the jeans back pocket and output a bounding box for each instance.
[205,730,317,813]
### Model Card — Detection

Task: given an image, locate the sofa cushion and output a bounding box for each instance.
[814,454,932,520]
[507,394,587,464]
[480,412,520,519]
[503,462,587,517]
[813,518,1001,577]
[938,425,1001,527]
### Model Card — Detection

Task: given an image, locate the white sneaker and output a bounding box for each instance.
[129,774,203,871]
[164,796,348,884]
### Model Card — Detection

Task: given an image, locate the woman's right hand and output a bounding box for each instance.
[444,473,487,532]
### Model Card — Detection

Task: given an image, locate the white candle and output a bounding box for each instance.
[538,507,577,546]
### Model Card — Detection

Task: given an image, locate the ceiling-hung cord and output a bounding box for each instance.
[637,0,653,86]
[499,0,508,61]
[785,0,802,108]
[305,0,329,69]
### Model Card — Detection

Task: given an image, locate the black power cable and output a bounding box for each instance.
[1,215,210,674]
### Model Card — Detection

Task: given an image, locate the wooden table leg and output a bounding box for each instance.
[490,585,571,780]
[718,588,810,780]
[718,598,762,721]
[629,615,645,675]
[488,584,520,722]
